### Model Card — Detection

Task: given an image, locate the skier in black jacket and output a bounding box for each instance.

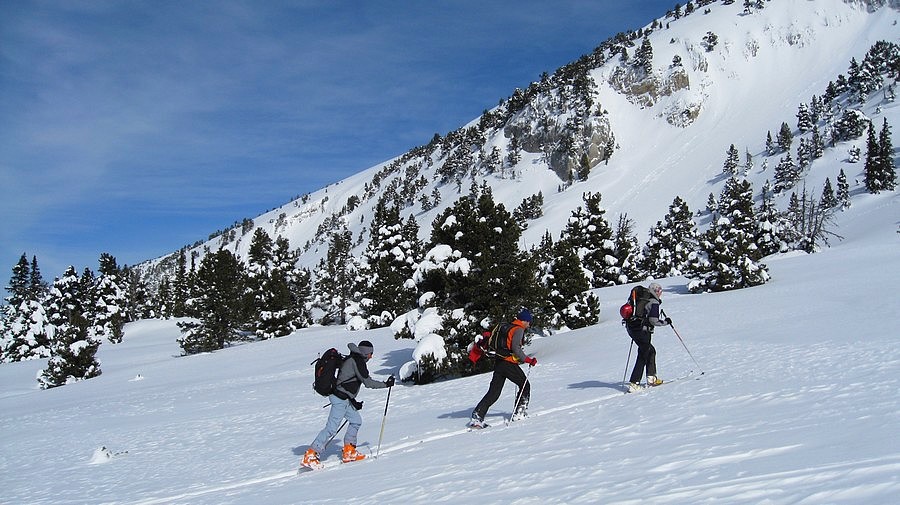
[626,283,671,392]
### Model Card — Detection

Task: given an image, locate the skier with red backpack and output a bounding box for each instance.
[302,340,394,470]
[622,282,672,392]
[468,309,537,428]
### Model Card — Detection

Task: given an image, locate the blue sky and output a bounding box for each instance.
[0,0,675,286]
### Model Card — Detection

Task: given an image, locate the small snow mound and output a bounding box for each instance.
[89,446,113,465]
[129,374,144,382]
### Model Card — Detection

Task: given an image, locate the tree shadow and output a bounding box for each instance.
[374,347,413,375]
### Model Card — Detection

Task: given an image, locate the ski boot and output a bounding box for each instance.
[511,399,529,422]
[342,443,366,463]
[467,413,486,429]
[301,448,323,470]
[647,376,664,387]
[626,382,642,393]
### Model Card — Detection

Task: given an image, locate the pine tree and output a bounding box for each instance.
[774,152,799,193]
[765,131,775,155]
[756,180,796,257]
[27,256,48,301]
[633,37,654,75]
[2,254,51,362]
[876,118,896,191]
[692,178,770,292]
[246,229,308,339]
[723,144,740,175]
[558,192,617,288]
[821,178,838,209]
[544,241,598,330]
[777,122,793,152]
[94,253,126,344]
[172,249,190,317]
[155,275,173,318]
[313,227,358,326]
[410,183,543,376]
[177,250,250,354]
[641,196,700,278]
[121,265,151,321]
[796,103,813,132]
[357,199,421,328]
[837,169,851,209]
[612,214,643,284]
[39,267,101,388]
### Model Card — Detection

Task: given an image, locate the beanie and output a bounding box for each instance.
[357,340,375,356]
[517,308,533,323]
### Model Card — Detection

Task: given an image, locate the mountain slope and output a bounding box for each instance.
[0,190,897,504]
[137,0,899,286]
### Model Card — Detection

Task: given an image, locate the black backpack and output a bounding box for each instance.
[620,285,653,327]
[311,348,346,397]
[486,322,515,357]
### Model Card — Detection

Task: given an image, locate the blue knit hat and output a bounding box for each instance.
[517,308,533,323]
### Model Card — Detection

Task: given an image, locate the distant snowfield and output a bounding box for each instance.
[1,190,897,504]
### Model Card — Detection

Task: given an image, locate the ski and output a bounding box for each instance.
[625,370,700,393]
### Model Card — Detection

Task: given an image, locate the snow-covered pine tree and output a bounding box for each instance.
[755,180,796,257]
[821,177,839,209]
[172,249,190,317]
[356,198,421,328]
[864,121,883,193]
[1,254,52,362]
[723,143,740,175]
[837,169,851,209]
[558,192,618,288]
[312,226,359,326]
[406,182,542,379]
[691,178,770,292]
[155,275,173,318]
[612,214,643,284]
[544,240,598,330]
[177,249,249,355]
[773,152,799,193]
[94,253,126,344]
[39,266,101,388]
[874,117,896,192]
[777,122,793,152]
[121,265,152,321]
[641,196,700,279]
[796,103,813,132]
[246,229,308,339]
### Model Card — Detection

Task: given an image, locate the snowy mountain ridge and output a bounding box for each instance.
[137,0,899,288]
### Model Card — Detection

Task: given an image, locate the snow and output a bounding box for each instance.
[1,213,898,503]
[2,1,900,503]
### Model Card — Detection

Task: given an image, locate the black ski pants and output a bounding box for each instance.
[627,326,657,384]
[472,359,530,421]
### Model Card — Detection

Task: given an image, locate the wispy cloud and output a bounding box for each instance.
[0,0,674,279]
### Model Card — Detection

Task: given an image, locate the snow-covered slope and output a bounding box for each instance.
[1,190,898,503]
[137,0,899,284]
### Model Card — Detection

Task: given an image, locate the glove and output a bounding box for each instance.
[385,375,395,388]
[664,317,673,326]
[350,398,363,410]
[525,356,537,367]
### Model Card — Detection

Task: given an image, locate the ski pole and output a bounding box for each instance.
[375,386,392,459]
[507,365,533,426]
[324,419,348,449]
[621,340,634,387]
[662,310,704,374]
